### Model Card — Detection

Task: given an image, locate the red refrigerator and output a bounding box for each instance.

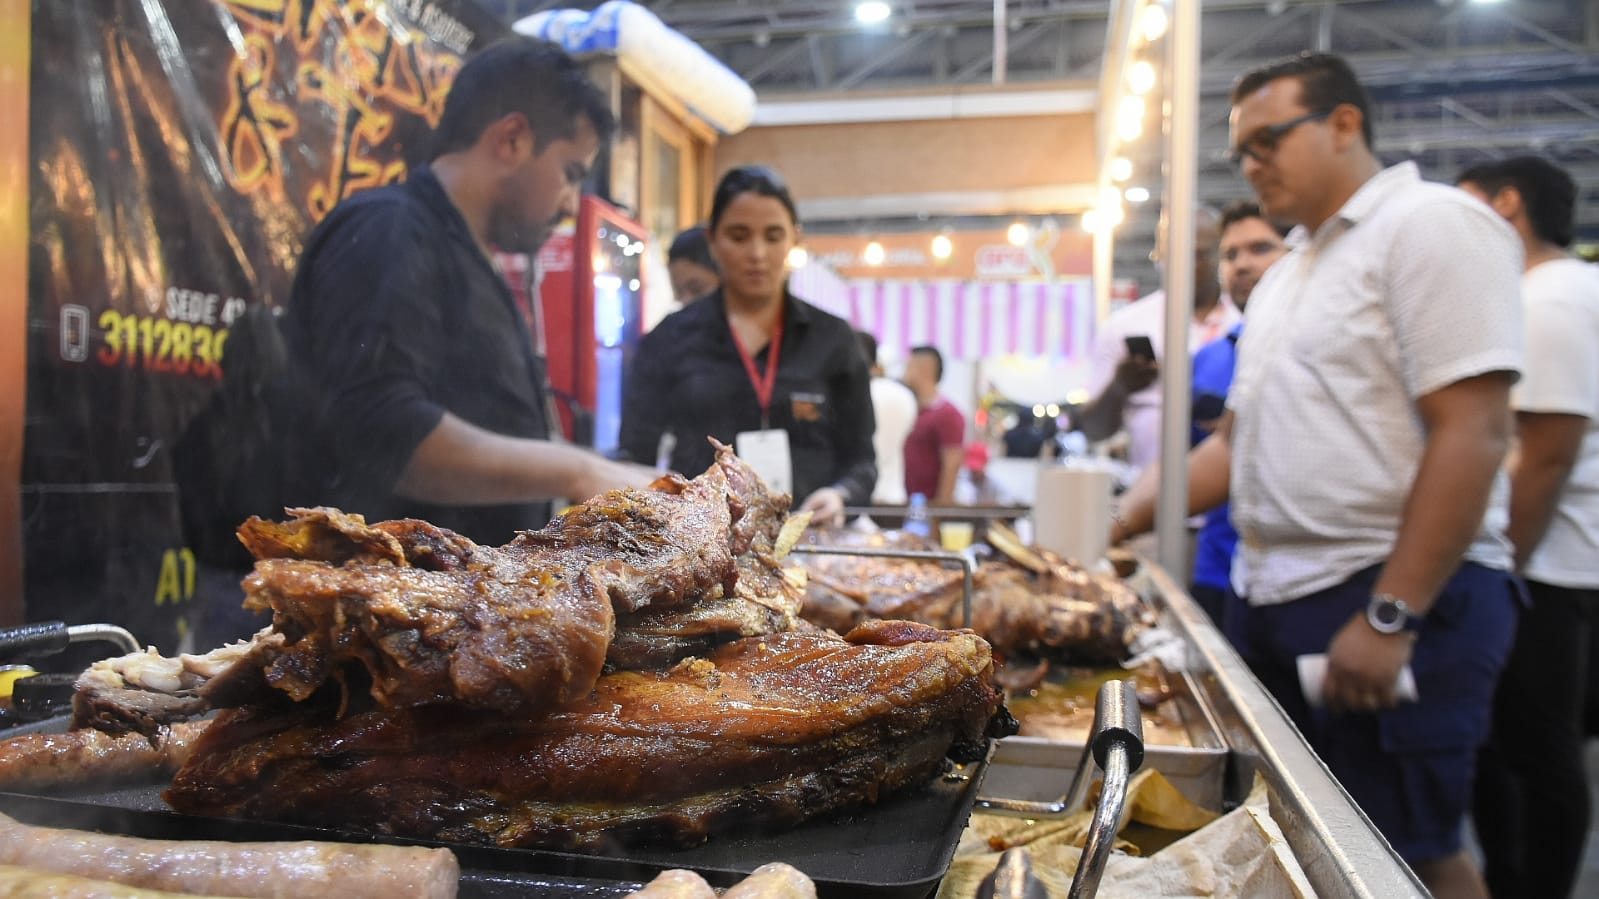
[534,195,648,455]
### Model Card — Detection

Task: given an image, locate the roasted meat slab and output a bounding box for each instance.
[796,529,1153,664]
[165,620,1010,850]
[222,445,792,717]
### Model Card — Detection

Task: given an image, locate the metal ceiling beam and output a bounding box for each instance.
[834,28,938,90]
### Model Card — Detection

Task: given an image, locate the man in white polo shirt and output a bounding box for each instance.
[1458,156,1599,899]
[1111,52,1522,899]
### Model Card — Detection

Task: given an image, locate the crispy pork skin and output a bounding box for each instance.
[166,622,1009,850]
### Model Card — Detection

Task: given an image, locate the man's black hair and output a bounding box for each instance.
[910,345,944,383]
[1231,52,1374,151]
[856,330,879,367]
[430,37,615,161]
[1456,155,1577,248]
[668,226,718,272]
[1219,199,1291,238]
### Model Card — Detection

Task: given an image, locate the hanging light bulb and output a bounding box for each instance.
[863,241,886,266]
[1117,95,1145,142]
[931,234,954,261]
[1007,222,1031,246]
[855,1,891,25]
[1125,186,1151,203]
[1109,156,1134,182]
[787,246,809,268]
[1138,3,1169,43]
[1127,60,1157,96]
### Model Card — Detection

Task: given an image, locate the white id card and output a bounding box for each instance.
[735,429,793,495]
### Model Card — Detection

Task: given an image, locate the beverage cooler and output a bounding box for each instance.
[534,195,647,455]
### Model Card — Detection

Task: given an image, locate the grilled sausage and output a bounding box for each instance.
[0,813,458,899]
[0,721,209,792]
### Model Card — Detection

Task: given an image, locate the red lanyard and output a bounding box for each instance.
[729,314,784,427]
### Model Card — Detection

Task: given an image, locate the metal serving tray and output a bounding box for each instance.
[0,745,990,899]
[979,669,1231,815]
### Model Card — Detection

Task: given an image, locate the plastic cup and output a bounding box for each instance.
[940,521,975,551]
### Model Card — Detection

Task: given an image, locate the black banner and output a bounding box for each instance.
[25,0,507,649]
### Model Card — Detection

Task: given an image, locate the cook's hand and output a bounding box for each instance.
[1323,611,1415,713]
[1113,356,1160,393]
[572,456,659,500]
[799,487,846,528]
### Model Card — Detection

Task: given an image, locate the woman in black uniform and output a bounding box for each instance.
[620,166,875,525]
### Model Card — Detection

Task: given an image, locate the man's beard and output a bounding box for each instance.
[488,206,559,256]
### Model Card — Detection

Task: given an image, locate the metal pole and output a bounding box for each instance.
[993,0,1007,84]
[1157,0,1199,580]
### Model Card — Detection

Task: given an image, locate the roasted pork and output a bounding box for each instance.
[166,620,1010,850]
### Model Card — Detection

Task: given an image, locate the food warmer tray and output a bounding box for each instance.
[0,736,991,899]
[980,668,1231,815]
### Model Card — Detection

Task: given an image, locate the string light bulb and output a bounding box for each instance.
[931,234,954,260]
[863,241,886,266]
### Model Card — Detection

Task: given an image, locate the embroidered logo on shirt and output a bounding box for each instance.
[791,392,827,422]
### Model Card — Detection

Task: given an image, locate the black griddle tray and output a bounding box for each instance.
[0,752,988,899]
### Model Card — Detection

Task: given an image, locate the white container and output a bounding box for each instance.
[1032,465,1115,565]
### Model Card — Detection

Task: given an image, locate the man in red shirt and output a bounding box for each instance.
[902,346,966,504]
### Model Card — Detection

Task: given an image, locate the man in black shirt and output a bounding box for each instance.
[281,38,651,544]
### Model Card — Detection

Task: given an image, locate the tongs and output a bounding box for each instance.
[974,679,1146,899]
[0,620,140,665]
[786,544,977,628]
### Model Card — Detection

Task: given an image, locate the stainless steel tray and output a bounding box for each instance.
[980,669,1230,814]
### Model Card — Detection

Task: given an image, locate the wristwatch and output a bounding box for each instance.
[1366,593,1424,635]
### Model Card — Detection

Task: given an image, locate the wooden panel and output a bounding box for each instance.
[0,0,26,624]
[712,112,1096,210]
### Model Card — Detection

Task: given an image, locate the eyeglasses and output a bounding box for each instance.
[1226,110,1332,167]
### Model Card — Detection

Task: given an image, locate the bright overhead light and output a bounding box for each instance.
[1127,60,1157,96]
[1138,4,1169,43]
[1046,404,1061,418]
[1109,156,1134,182]
[863,241,886,266]
[855,1,891,25]
[931,234,954,260]
[1125,186,1150,203]
[1117,95,1145,141]
[1032,404,1046,417]
[1007,222,1031,246]
[787,246,809,268]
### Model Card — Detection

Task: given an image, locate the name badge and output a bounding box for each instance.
[735,429,793,495]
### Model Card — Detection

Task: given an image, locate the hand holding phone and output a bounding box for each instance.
[1124,334,1156,361]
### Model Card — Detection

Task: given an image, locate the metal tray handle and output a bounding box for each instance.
[1068,679,1145,899]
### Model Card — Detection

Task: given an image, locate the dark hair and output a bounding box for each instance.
[856,330,879,366]
[1219,199,1291,238]
[709,166,799,231]
[1231,52,1374,150]
[667,225,718,272]
[910,345,944,383]
[430,37,615,161]
[1456,156,1576,248]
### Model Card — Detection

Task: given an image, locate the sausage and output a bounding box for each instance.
[625,869,717,899]
[0,863,234,898]
[721,863,817,899]
[0,721,209,792]
[0,813,458,899]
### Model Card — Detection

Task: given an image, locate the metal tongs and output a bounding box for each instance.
[0,620,140,664]
[786,544,978,628]
[974,679,1146,899]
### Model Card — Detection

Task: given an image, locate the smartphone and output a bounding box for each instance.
[1124,334,1156,361]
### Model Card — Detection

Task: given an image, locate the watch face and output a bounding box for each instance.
[1373,602,1401,626]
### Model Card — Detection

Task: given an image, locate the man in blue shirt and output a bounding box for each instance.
[1188,201,1289,623]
